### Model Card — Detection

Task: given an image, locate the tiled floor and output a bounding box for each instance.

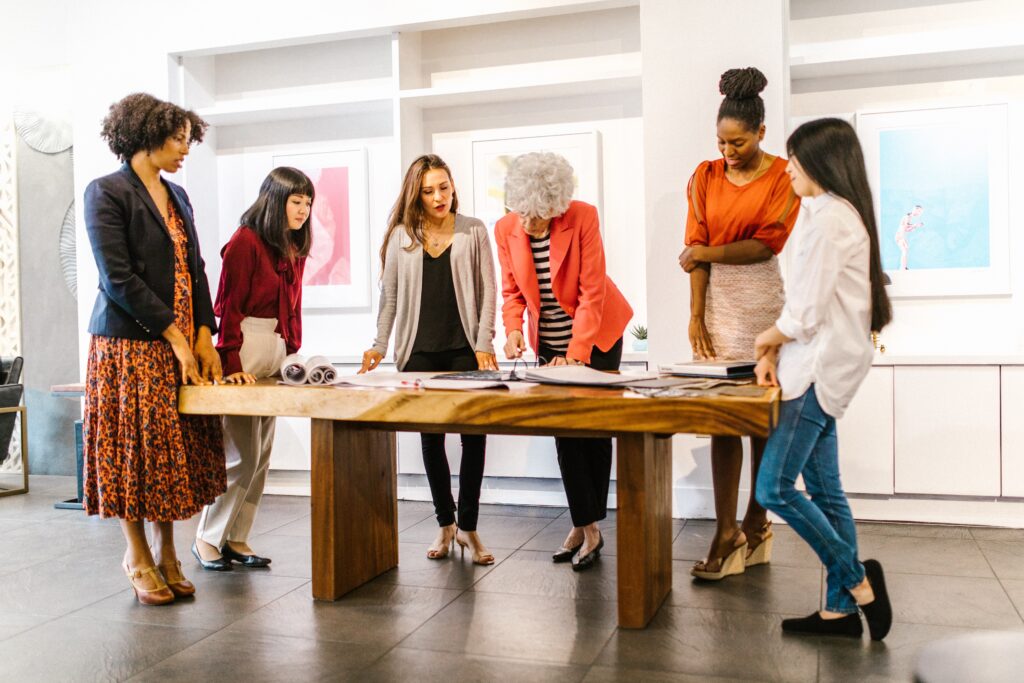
[1,475,1022,682]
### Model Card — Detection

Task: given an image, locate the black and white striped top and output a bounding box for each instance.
[530,234,573,353]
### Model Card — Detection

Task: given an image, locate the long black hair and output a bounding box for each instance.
[240,167,314,261]
[787,118,892,332]
[717,67,767,132]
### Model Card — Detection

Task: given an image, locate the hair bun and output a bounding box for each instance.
[719,67,768,100]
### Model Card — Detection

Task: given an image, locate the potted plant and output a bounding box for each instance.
[629,324,647,352]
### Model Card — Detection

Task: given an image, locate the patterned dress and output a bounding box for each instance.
[83,202,225,521]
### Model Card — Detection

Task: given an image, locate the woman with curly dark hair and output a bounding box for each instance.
[677,68,800,581]
[82,92,238,605]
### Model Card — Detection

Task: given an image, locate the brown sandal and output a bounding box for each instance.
[123,563,175,606]
[691,531,747,581]
[158,559,196,598]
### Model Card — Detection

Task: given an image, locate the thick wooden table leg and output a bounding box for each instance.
[615,432,673,628]
[310,419,398,600]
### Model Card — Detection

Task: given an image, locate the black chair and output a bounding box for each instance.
[0,356,28,496]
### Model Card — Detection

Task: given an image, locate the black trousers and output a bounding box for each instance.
[538,337,623,528]
[403,347,486,531]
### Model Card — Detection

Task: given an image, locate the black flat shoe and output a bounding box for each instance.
[221,544,272,568]
[552,541,583,563]
[860,559,893,641]
[782,612,863,638]
[191,541,233,571]
[571,533,604,572]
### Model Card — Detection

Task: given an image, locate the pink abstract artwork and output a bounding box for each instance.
[302,166,351,286]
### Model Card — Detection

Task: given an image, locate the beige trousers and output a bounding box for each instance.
[197,317,287,548]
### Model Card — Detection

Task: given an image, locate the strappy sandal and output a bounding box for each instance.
[691,531,748,581]
[158,559,196,598]
[456,530,495,566]
[123,562,175,606]
[744,520,774,567]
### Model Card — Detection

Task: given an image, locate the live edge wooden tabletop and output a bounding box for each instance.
[178,379,780,438]
[178,379,779,629]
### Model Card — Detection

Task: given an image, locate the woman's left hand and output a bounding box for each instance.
[678,246,704,273]
[546,356,583,367]
[475,352,499,370]
[194,328,223,383]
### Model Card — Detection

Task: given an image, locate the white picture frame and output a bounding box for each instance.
[470,131,602,233]
[856,104,1010,298]
[271,148,371,309]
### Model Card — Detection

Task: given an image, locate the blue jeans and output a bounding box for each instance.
[755,386,865,614]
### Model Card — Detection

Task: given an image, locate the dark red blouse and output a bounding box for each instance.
[214,226,305,376]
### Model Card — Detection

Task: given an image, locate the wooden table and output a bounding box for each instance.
[179,380,779,628]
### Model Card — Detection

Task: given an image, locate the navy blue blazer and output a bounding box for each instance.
[84,163,217,340]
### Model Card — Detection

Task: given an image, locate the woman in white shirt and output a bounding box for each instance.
[752,118,894,641]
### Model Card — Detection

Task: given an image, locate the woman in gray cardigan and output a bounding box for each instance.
[360,154,497,565]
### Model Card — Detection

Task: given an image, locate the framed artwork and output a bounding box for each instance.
[857,104,1009,298]
[471,131,601,232]
[271,148,370,309]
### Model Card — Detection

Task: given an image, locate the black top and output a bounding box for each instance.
[84,163,217,339]
[411,246,470,354]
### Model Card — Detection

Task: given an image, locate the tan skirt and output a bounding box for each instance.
[703,257,785,361]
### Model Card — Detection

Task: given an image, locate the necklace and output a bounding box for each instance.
[423,215,455,249]
[731,150,769,184]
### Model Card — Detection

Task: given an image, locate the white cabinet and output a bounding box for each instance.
[837,366,894,494]
[1000,367,1024,497]
[894,366,1001,496]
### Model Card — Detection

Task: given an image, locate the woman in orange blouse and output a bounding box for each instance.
[678,67,800,581]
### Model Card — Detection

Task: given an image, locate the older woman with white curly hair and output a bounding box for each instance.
[494,151,633,572]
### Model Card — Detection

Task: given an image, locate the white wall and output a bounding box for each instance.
[640,0,789,517]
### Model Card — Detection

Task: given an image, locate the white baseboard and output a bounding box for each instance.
[265,471,1024,528]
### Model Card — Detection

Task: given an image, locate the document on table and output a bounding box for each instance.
[522,365,659,386]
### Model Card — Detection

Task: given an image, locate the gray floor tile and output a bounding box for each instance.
[376,542,505,590]
[243,532,312,579]
[0,612,51,642]
[363,647,588,682]
[971,526,1024,542]
[248,494,312,535]
[977,540,1024,580]
[128,628,387,682]
[1002,579,1024,618]
[398,500,436,531]
[595,605,819,681]
[669,561,822,616]
[522,515,684,558]
[816,621,1010,683]
[856,521,974,540]
[584,665,747,682]
[401,591,618,665]
[0,491,78,522]
[400,514,553,550]
[261,514,311,537]
[471,549,618,602]
[228,581,460,648]
[0,615,213,682]
[0,549,130,617]
[75,569,308,630]
[477,503,567,518]
[885,572,1024,629]
[856,534,993,578]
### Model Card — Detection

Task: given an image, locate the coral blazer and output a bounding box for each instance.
[494,201,633,364]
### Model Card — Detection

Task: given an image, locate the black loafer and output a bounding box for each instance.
[221,544,272,568]
[191,541,233,571]
[552,541,583,563]
[782,611,863,638]
[860,559,893,641]
[571,533,604,572]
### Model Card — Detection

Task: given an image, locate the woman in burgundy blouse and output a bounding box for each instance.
[193,167,313,570]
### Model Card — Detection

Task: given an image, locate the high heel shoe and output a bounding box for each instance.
[221,543,271,568]
[191,541,233,571]
[691,532,747,581]
[426,525,456,560]
[571,533,604,572]
[745,520,774,567]
[456,530,495,566]
[157,559,196,598]
[859,559,893,641]
[552,541,583,563]
[123,562,175,606]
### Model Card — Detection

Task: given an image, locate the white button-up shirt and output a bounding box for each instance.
[776,193,874,419]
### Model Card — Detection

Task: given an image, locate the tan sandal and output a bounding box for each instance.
[745,520,774,567]
[691,532,747,581]
[158,559,196,598]
[456,530,495,566]
[426,523,456,560]
[123,562,175,606]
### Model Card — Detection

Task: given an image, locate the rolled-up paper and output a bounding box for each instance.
[306,356,336,385]
[281,354,309,385]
